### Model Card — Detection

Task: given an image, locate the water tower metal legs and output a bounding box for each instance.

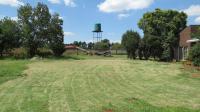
[93,32,102,43]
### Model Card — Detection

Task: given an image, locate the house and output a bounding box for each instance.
[178,25,200,61]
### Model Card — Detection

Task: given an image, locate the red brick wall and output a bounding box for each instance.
[179,27,191,47]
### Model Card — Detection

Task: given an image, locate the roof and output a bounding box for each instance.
[65,45,77,49]
[186,38,200,43]
[190,25,200,27]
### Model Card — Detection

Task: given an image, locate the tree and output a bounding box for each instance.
[18,3,52,57]
[80,41,87,49]
[145,34,163,59]
[73,41,79,46]
[138,39,145,60]
[112,43,122,55]
[102,39,110,44]
[191,26,200,39]
[138,9,187,61]
[0,17,20,56]
[18,3,35,57]
[94,39,110,50]
[121,30,140,59]
[32,2,51,48]
[87,42,94,50]
[49,13,65,56]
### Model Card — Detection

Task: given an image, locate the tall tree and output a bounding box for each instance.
[18,3,52,57]
[121,30,140,59]
[0,17,20,56]
[138,9,187,61]
[80,42,87,49]
[18,3,35,57]
[87,42,94,50]
[32,2,51,47]
[49,13,65,56]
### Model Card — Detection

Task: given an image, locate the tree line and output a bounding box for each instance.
[122,9,187,61]
[0,2,64,58]
[68,40,122,51]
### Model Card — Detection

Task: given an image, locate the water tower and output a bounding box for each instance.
[92,23,103,43]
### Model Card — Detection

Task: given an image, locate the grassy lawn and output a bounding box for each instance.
[0,56,200,112]
[0,59,28,84]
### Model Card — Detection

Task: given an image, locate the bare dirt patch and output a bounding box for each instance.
[104,109,113,112]
[182,61,200,71]
[191,74,200,78]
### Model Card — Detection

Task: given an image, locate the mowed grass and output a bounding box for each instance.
[0,56,200,112]
[0,59,28,84]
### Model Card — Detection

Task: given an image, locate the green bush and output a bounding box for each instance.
[12,48,28,59]
[94,42,110,51]
[51,45,65,57]
[161,48,171,62]
[37,48,52,57]
[189,43,200,66]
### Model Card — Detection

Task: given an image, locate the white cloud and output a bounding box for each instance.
[195,16,200,24]
[86,39,93,43]
[48,0,61,4]
[48,0,76,7]
[64,32,75,37]
[183,5,200,16]
[11,16,18,21]
[0,15,4,19]
[0,15,18,21]
[63,0,76,7]
[49,9,55,14]
[98,0,154,13]
[118,13,130,19]
[59,16,63,19]
[110,40,121,43]
[0,0,24,7]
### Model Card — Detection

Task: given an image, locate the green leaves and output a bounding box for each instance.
[17,2,64,57]
[49,13,65,56]
[94,39,110,50]
[17,3,33,24]
[138,9,187,61]
[0,17,21,56]
[122,30,140,59]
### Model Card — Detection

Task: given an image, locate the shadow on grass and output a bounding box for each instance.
[0,56,16,60]
[45,55,85,60]
[0,55,85,61]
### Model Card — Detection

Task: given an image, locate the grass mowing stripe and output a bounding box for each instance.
[0,58,200,111]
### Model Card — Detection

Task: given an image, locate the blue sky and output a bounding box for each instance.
[0,0,200,44]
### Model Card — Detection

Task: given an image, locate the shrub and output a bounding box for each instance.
[51,44,65,57]
[189,43,200,66]
[161,48,171,62]
[94,42,110,51]
[37,48,52,57]
[12,48,28,59]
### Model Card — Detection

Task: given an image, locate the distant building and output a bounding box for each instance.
[64,45,77,50]
[178,25,200,60]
